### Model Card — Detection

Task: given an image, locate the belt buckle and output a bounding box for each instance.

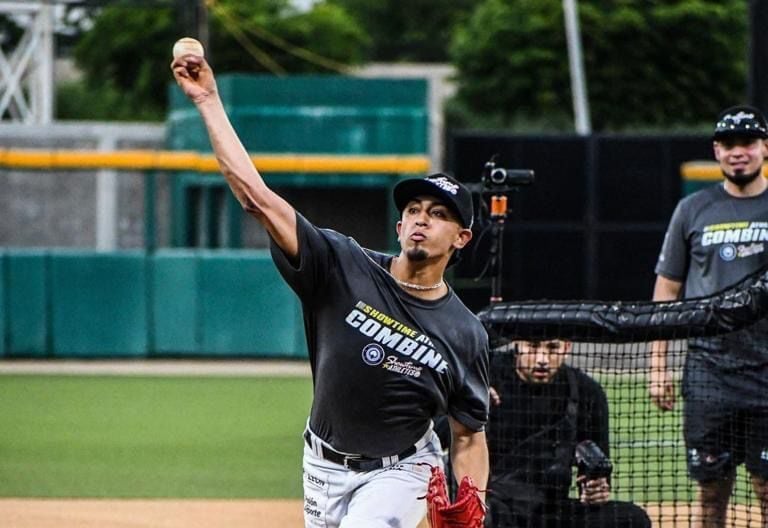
[342,454,362,469]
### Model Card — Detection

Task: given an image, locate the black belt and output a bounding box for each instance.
[303,430,417,472]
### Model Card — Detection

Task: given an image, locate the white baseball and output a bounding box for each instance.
[173,37,205,60]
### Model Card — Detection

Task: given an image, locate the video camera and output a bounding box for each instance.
[482,157,534,193]
[574,440,613,481]
[474,155,535,303]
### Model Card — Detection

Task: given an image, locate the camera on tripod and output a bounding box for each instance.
[482,158,535,193]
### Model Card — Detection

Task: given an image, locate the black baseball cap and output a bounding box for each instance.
[713,105,768,140]
[393,173,474,228]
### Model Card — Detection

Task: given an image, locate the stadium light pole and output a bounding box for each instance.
[563,0,591,135]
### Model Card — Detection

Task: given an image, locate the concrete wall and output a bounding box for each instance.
[354,63,456,172]
[0,121,398,253]
[0,122,166,249]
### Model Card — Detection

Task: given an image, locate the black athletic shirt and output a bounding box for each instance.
[655,183,768,374]
[487,352,609,497]
[270,213,489,457]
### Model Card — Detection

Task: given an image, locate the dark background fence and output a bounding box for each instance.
[447,132,714,313]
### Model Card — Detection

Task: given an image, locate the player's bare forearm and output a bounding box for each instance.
[448,418,489,502]
[649,274,683,410]
[649,275,684,358]
[173,54,298,257]
[195,96,298,257]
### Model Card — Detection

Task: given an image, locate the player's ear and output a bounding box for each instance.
[453,227,473,250]
[713,141,723,161]
[396,221,403,239]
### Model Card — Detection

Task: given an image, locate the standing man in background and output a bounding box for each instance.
[171,50,489,528]
[650,105,768,527]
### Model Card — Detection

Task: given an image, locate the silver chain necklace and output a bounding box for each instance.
[388,255,445,291]
[393,277,445,291]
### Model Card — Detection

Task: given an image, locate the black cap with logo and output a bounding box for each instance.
[393,173,474,228]
[713,105,768,140]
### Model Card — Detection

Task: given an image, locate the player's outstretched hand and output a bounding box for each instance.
[171,55,217,105]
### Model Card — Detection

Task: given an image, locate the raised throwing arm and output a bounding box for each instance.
[170,53,299,258]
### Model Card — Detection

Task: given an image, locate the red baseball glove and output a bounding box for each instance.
[425,465,486,528]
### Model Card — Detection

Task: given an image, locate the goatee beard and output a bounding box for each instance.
[723,168,762,187]
[405,248,429,262]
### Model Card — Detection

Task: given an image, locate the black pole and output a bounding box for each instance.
[748,0,768,113]
[489,195,508,303]
[174,0,209,51]
[196,0,210,52]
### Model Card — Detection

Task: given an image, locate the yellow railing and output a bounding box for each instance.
[680,161,721,181]
[681,161,768,181]
[0,148,430,251]
[0,149,431,174]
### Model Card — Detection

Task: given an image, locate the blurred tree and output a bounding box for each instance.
[71,4,176,119]
[206,0,367,74]
[62,0,366,120]
[328,0,482,62]
[450,0,748,131]
[0,14,24,53]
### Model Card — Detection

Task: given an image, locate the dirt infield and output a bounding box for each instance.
[0,499,303,528]
[1,500,763,527]
[0,499,433,528]
[643,503,763,527]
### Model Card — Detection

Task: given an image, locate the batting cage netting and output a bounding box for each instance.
[476,264,768,528]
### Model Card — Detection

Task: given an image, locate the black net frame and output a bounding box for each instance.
[478,264,768,528]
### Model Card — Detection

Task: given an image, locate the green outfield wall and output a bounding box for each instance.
[0,254,4,356]
[0,249,306,359]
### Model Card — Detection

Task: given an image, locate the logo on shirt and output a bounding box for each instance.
[383,356,423,378]
[344,301,449,374]
[719,244,736,261]
[702,221,768,261]
[362,343,385,366]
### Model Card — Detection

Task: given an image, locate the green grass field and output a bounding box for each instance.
[0,375,313,498]
[0,372,758,507]
[598,374,756,506]
[598,374,692,503]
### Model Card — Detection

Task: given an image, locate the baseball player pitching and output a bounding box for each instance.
[171,48,489,527]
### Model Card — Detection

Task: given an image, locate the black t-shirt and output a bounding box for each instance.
[270,213,489,457]
[655,183,768,373]
[656,184,768,298]
[487,352,609,497]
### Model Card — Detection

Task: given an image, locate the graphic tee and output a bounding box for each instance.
[655,183,768,380]
[271,213,489,457]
